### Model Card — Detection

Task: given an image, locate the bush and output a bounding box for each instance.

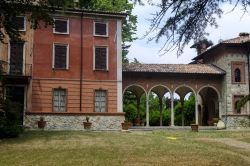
[0,100,23,138]
[123,103,137,122]
[149,110,160,126]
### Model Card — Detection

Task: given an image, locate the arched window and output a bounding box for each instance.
[234,68,241,82]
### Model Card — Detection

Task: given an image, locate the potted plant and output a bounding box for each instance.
[83,116,92,129]
[37,116,46,129]
[121,119,131,130]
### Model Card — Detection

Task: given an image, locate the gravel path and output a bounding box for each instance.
[198,138,250,151]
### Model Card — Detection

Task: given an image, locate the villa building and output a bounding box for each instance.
[0,9,249,130]
[0,9,126,130]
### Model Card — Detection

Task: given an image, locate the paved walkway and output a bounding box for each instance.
[199,138,250,151]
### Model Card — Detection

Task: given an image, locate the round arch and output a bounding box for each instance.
[197,85,221,100]
[123,84,147,96]
[174,84,196,98]
[197,85,220,126]
[148,84,172,97]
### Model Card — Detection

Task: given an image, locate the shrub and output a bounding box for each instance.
[0,100,23,138]
[123,103,137,122]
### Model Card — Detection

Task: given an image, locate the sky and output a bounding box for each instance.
[127,2,250,64]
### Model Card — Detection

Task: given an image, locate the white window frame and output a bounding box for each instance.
[15,16,26,32]
[52,43,69,70]
[53,18,69,35]
[53,88,67,112]
[93,21,108,37]
[93,46,109,71]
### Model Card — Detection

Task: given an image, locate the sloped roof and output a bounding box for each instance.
[123,63,225,75]
[193,33,250,61]
[223,34,250,44]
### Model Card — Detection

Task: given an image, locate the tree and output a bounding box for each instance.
[0,0,54,43]
[145,0,250,56]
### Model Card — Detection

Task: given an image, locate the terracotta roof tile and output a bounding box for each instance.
[223,35,250,44]
[123,63,225,75]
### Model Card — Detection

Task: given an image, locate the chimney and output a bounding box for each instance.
[239,32,249,37]
[190,39,213,55]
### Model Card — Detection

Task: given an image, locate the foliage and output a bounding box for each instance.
[123,103,137,122]
[0,100,23,138]
[0,0,54,43]
[237,94,250,112]
[146,0,250,56]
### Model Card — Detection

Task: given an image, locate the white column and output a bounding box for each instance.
[195,97,199,125]
[146,93,149,127]
[171,93,174,126]
[219,100,222,119]
[116,20,123,113]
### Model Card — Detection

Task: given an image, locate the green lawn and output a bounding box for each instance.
[0,130,250,166]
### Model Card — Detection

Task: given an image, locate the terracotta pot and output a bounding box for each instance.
[83,122,92,129]
[121,122,131,130]
[191,124,198,132]
[37,120,46,129]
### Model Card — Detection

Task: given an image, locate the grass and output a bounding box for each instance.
[0,130,250,166]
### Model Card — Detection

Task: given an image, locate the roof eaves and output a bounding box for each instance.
[53,8,127,19]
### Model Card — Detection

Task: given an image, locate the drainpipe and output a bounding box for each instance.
[79,12,83,112]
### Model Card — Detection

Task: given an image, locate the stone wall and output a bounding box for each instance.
[205,48,250,128]
[222,115,250,128]
[25,115,125,130]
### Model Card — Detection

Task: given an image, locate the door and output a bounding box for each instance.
[9,42,24,75]
[6,86,25,124]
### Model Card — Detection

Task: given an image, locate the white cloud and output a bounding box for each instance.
[128,3,250,64]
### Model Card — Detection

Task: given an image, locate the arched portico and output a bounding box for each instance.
[148,85,171,126]
[173,85,197,126]
[198,85,221,126]
[122,63,225,128]
[123,84,147,126]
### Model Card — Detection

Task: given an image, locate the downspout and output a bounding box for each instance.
[80,12,83,112]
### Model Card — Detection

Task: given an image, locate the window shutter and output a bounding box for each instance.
[94,90,107,112]
[53,89,66,112]
[55,20,68,33]
[54,45,67,69]
[95,22,107,36]
[95,47,107,70]
[10,42,24,75]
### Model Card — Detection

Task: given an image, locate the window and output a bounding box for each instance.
[53,89,67,112]
[53,19,69,34]
[231,62,245,84]
[95,90,107,112]
[233,95,245,114]
[235,68,241,82]
[9,42,24,75]
[94,46,108,70]
[13,16,25,31]
[53,44,69,69]
[94,21,108,36]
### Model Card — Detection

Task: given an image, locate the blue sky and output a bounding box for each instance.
[127,2,250,64]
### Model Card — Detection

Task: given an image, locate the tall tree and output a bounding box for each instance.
[0,0,56,42]
[145,0,250,56]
